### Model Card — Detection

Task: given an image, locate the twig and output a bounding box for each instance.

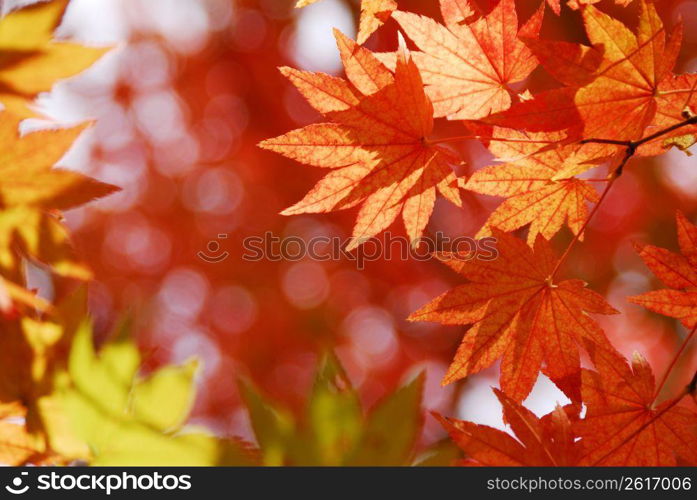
[548,171,619,281]
[581,115,697,150]
[428,135,560,146]
[653,324,697,404]
[550,115,697,281]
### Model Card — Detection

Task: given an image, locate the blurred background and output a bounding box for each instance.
[19,0,697,448]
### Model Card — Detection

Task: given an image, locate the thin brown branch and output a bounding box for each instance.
[548,171,619,281]
[428,135,561,146]
[579,138,630,146]
[581,115,697,149]
[653,323,697,404]
[550,116,697,281]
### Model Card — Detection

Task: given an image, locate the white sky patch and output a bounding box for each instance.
[456,368,571,432]
[289,0,355,74]
[57,0,128,44]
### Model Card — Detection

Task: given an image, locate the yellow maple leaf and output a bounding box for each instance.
[0,114,117,310]
[40,321,259,466]
[240,353,425,466]
[0,0,110,117]
[0,290,89,464]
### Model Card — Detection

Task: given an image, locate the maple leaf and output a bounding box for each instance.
[392,0,544,120]
[465,128,602,244]
[573,1,682,142]
[642,74,697,155]
[576,343,697,466]
[409,229,617,402]
[295,0,397,44]
[0,120,116,211]
[0,406,70,466]
[0,0,109,117]
[629,212,697,328]
[0,291,81,411]
[493,0,682,149]
[0,115,117,310]
[260,34,461,249]
[40,321,258,465]
[0,290,92,465]
[240,353,424,466]
[438,389,582,465]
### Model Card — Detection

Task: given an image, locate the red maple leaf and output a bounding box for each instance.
[409,229,617,401]
[576,343,697,466]
[437,389,582,466]
[629,212,697,328]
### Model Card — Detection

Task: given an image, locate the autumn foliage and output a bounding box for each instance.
[261,0,697,466]
[1,0,697,467]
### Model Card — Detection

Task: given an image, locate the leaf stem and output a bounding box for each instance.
[581,115,697,150]
[548,171,619,281]
[429,135,560,146]
[548,117,697,281]
[579,138,629,146]
[653,323,697,404]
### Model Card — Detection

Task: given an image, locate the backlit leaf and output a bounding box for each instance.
[409,229,617,401]
[393,0,544,120]
[260,35,461,249]
[629,212,697,328]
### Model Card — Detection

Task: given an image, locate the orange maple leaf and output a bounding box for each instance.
[408,229,617,401]
[295,0,397,45]
[0,403,59,466]
[439,344,697,466]
[260,34,461,249]
[0,421,46,465]
[438,390,582,466]
[574,1,682,142]
[392,0,544,120]
[492,0,687,155]
[629,212,697,328]
[642,73,697,155]
[465,128,603,244]
[576,343,697,466]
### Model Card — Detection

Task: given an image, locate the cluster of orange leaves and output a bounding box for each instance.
[1,0,696,467]
[265,0,697,465]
